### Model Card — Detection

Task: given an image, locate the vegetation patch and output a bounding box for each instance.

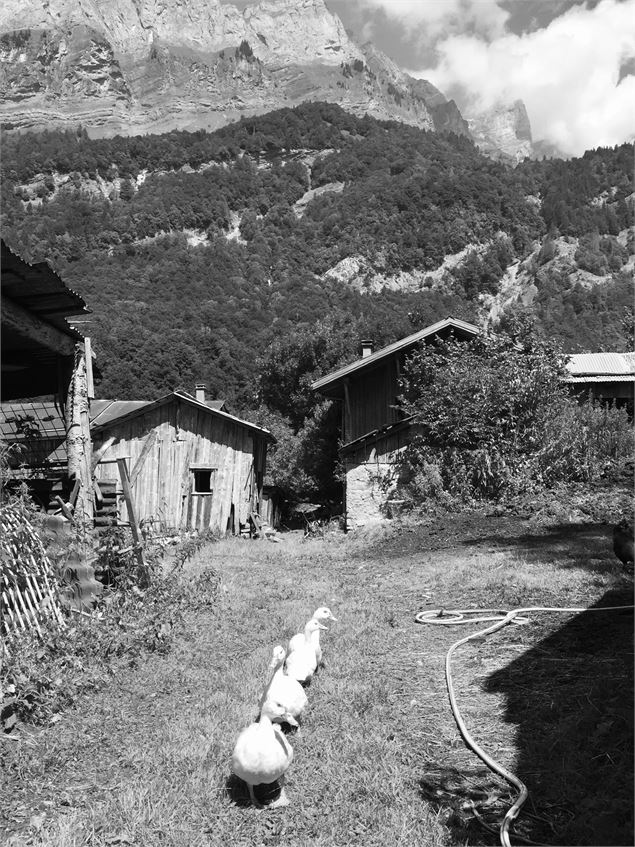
[1,514,631,846]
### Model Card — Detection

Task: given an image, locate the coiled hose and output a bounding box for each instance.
[415,604,634,847]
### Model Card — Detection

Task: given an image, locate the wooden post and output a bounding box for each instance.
[84,336,94,399]
[66,343,94,524]
[117,458,145,570]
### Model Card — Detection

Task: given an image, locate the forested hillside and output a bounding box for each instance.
[1,103,632,417]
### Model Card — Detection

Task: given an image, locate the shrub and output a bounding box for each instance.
[394,319,633,507]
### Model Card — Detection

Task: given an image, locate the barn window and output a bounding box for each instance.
[191,467,216,493]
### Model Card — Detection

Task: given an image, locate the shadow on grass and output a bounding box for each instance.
[224,773,285,807]
[484,587,634,846]
[418,765,509,845]
[464,521,618,572]
[419,588,634,846]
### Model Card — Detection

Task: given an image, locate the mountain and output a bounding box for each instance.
[466,100,534,163]
[0,0,464,138]
[1,103,631,408]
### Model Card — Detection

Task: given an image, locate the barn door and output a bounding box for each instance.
[186,466,217,531]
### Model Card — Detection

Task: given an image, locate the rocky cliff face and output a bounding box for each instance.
[0,0,441,136]
[0,0,534,158]
[467,100,534,163]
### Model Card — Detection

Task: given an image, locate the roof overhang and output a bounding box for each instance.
[91,390,275,442]
[312,317,480,399]
[339,417,415,456]
[1,240,90,401]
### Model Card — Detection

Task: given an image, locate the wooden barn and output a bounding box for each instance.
[1,240,95,521]
[91,388,274,536]
[312,317,480,529]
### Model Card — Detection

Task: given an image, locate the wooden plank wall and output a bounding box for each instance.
[346,358,402,442]
[93,399,266,535]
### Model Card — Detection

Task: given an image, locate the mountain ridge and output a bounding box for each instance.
[0,0,532,161]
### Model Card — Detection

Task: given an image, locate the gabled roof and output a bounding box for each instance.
[312,317,480,397]
[91,390,274,441]
[565,352,635,382]
[90,396,228,427]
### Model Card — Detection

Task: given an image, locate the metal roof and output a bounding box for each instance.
[91,390,275,441]
[0,400,67,466]
[0,400,66,439]
[90,397,228,427]
[90,400,152,427]
[1,240,89,336]
[312,317,481,396]
[565,352,635,378]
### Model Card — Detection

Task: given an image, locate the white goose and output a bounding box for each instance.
[288,607,338,666]
[259,645,308,722]
[284,619,327,684]
[231,698,296,808]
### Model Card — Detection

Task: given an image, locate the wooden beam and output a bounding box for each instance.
[117,458,145,570]
[84,337,94,399]
[53,495,74,522]
[343,379,352,443]
[1,295,76,356]
[91,435,116,472]
[130,430,157,486]
[69,478,81,508]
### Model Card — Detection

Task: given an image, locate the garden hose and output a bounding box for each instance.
[415,604,635,847]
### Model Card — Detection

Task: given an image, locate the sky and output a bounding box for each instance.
[232,0,635,157]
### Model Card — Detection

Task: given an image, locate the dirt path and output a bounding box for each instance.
[2,515,632,846]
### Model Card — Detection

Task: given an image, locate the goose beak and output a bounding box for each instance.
[284,713,299,727]
[328,613,338,622]
[317,623,328,630]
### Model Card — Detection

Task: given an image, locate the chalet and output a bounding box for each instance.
[312,317,480,528]
[90,387,274,536]
[1,240,95,520]
[313,316,635,528]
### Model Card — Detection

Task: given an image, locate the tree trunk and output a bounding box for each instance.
[66,343,94,524]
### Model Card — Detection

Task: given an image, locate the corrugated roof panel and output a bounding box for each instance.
[564,374,635,383]
[566,352,635,376]
[0,400,66,439]
[90,400,150,427]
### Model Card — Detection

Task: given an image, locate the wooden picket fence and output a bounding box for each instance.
[0,503,66,641]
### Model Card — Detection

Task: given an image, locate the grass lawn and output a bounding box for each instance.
[1,513,633,846]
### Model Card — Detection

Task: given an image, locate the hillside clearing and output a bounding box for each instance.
[1,514,633,847]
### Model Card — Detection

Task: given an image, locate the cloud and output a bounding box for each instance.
[352,0,510,41]
[405,0,635,155]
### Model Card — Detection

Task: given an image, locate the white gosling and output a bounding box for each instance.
[259,645,308,721]
[288,607,337,665]
[284,619,327,684]
[231,698,296,808]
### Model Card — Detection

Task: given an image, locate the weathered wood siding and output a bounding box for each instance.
[345,358,402,442]
[93,398,266,535]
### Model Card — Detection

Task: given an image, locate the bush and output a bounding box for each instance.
[394,319,634,507]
